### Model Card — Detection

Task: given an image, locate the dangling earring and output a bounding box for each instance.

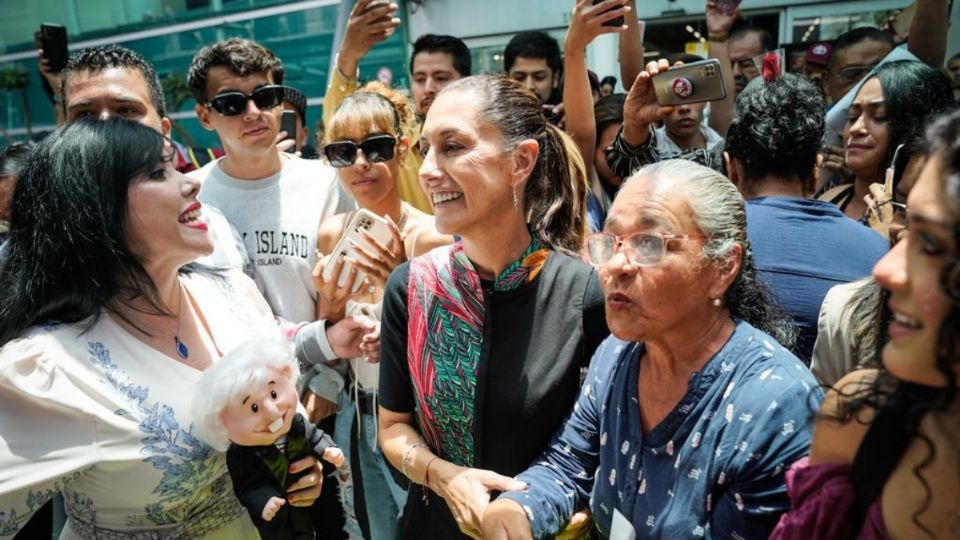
[711,298,722,307]
[511,184,519,210]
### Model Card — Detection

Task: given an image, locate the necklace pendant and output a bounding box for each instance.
[174,335,190,359]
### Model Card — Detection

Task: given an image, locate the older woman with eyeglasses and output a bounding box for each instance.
[482,160,821,539]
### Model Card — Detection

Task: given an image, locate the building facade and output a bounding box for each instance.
[0,0,955,146]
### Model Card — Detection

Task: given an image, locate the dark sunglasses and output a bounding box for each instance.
[203,85,286,116]
[323,135,397,168]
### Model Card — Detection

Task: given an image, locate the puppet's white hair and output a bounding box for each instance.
[190,337,300,452]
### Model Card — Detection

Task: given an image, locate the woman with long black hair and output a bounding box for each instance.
[0,118,324,539]
[773,109,960,539]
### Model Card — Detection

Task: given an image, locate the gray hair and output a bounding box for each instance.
[626,159,797,348]
[632,160,746,262]
[190,338,300,452]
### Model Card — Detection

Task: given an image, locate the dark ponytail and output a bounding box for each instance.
[443,74,587,256]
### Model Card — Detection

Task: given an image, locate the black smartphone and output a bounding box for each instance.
[280,110,298,153]
[40,23,69,73]
[593,0,625,27]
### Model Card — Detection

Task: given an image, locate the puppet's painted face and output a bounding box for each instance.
[219,365,298,447]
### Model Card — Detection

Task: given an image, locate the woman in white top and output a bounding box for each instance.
[0,118,324,539]
[313,81,451,540]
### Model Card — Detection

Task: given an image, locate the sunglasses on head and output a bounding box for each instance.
[323,135,397,168]
[204,85,286,116]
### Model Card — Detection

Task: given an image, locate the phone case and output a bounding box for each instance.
[652,59,727,107]
[321,210,394,293]
[40,23,68,73]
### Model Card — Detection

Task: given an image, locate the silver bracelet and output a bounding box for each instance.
[400,442,426,478]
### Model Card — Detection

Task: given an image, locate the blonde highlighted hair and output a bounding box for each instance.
[324,81,414,145]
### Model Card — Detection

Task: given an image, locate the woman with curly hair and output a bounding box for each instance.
[772,108,960,539]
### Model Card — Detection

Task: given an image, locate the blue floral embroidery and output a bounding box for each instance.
[85,342,240,529]
[62,488,96,527]
[0,470,87,537]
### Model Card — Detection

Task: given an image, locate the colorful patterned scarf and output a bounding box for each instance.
[406,239,549,466]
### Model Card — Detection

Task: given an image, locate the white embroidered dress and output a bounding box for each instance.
[0,270,277,540]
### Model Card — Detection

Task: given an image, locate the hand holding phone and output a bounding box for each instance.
[592,0,626,27]
[320,210,395,294]
[39,23,68,73]
[651,59,727,106]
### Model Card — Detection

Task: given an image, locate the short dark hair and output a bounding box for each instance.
[949,51,960,64]
[724,73,825,185]
[409,34,471,77]
[600,75,617,88]
[187,38,285,103]
[594,93,625,138]
[730,26,774,53]
[504,31,561,74]
[0,118,175,344]
[827,27,895,71]
[62,45,167,118]
[872,60,956,175]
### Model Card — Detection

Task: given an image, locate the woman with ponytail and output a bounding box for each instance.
[376,74,609,538]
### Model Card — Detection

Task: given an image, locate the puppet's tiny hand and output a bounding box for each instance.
[323,447,345,468]
[262,496,286,521]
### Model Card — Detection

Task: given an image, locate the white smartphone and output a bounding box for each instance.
[321,209,394,293]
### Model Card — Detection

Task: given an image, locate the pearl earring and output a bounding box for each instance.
[712,298,722,307]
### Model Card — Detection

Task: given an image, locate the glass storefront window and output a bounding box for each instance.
[0,1,411,149]
[786,0,912,44]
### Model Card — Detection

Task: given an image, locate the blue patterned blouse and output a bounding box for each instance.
[499,320,822,539]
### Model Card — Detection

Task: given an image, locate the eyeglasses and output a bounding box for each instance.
[323,135,397,168]
[586,231,706,266]
[203,85,286,116]
[831,62,880,85]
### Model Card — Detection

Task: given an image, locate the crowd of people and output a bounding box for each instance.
[1,0,959,538]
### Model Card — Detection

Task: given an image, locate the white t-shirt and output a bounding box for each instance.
[191,155,355,323]
[654,123,724,155]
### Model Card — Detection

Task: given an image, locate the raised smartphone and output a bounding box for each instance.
[40,23,68,72]
[321,209,394,293]
[652,58,727,107]
[593,0,625,27]
[280,110,298,153]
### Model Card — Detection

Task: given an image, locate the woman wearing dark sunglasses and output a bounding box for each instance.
[818,60,954,221]
[315,82,451,321]
[375,75,609,539]
[314,81,451,540]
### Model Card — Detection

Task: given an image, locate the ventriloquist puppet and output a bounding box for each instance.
[192,338,344,540]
